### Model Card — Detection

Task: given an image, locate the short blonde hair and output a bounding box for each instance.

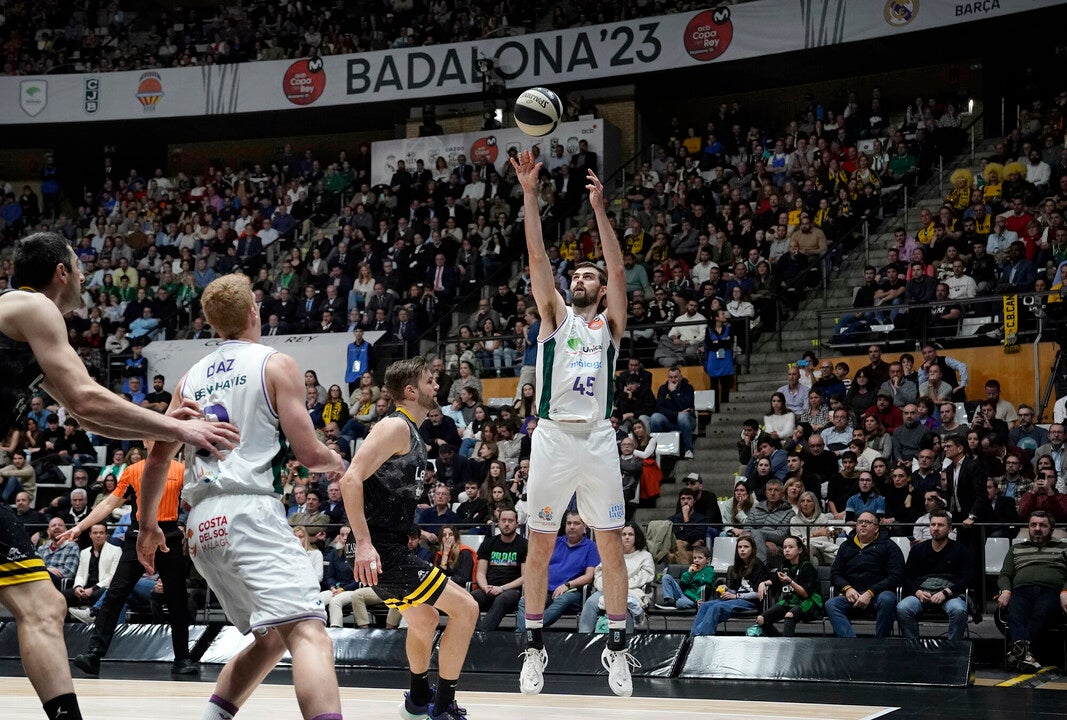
[201,274,253,339]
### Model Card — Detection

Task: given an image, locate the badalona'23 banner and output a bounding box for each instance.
[4,0,1056,125]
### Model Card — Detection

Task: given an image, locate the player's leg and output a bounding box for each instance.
[203,627,288,719]
[398,602,439,719]
[429,580,479,717]
[275,619,342,720]
[0,580,83,720]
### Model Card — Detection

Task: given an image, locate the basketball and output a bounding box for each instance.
[514,87,563,137]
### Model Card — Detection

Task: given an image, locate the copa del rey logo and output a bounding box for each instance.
[20,79,47,117]
[283,57,326,106]
[683,7,734,62]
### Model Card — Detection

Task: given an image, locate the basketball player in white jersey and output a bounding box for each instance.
[510,150,636,696]
[136,274,346,720]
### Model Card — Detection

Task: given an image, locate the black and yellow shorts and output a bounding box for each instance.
[371,544,449,613]
[0,505,50,588]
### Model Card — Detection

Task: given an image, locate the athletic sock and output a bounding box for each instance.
[524,614,544,650]
[607,615,628,652]
[43,693,83,720]
[201,694,239,720]
[433,677,459,712]
[409,670,433,706]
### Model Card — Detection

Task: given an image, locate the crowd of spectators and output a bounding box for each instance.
[0,0,724,75]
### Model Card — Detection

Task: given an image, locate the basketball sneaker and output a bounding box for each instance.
[601,647,640,697]
[518,647,548,695]
[428,702,467,720]
[399,689,465,720]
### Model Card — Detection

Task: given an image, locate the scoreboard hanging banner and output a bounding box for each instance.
[0,0,1059,125]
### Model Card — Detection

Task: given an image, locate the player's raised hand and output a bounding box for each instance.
[586,169,607,211]
[510,150,542,193]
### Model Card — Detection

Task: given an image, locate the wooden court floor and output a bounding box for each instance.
[0,677,898,720]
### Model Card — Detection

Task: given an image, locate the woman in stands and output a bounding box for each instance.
[689,536,771,636]
[783,477,804,513]
[844,368,877,420]
[748,457,777,500]
[304,370,327,404]
[799,389,829,433]
[434,526,477,590]
[748,535,822,636]
[447,359,482,405]
[445,328,478,377]
[579,522,655,633]
[514,383,536,419]
[763,392,795,441]
[720,480,754,536]
[350,263,376,311]
[459,405,491,458]
[320,384,350,427]
[790,491,838,566]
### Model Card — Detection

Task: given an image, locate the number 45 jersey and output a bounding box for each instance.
[180,340,286,506]
[536,307,617,422]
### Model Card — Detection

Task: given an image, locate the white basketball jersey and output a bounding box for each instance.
[180,341,285,505]
[536,307,617,422]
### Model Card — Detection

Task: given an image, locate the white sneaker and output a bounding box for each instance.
[518,647,548,695]
[683,450,694,459]
[68,607,94,624]
[601,647,640,697]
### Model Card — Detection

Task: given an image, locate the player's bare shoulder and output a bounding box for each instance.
[0,290,61,341]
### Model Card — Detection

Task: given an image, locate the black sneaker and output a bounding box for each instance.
[655,598,677,610]
[429,702,467,720]
[171,658,199,676]
[73,652,100,676]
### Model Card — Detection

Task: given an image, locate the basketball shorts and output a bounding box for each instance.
[371,542,449,613]
[188,494,326,634]
[526,418,625,533]
[0,505,50,588]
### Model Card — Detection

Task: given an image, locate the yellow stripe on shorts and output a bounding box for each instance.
[0,557,52,587]
[383,567,448,612]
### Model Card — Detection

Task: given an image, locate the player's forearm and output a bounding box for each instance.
[339,475,373,543]
[74,494,121,532]
[138,445,179,526]
[62,384,185,441]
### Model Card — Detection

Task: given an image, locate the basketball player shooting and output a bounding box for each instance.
[509,150,638,696]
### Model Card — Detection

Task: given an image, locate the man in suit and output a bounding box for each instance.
[235,232,263,271]
[419,409,462,460]
[317,310,341,333]
[271,287,299,327]
[322,482,348,539]
[425,253,458,300]
[454,154,473,185]
[297,285,321,331]
[261,313,289,336]
[942,433,988,526]
[997,241,1037,293]
[441,196,472,229]
[181,316,213,340]
[326,240,356,276]
[319,284,347,318]
[365,282,396,319]
[570,139,598,175]
[393,307,419,357]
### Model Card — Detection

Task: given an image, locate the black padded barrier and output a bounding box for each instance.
[0,623,206,662]
[680,637,974,687]
[201,627,421,668]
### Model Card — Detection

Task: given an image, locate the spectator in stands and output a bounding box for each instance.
[744,479,795,561]
[656,544,715,613]
[895,510,972,640]
[416,485,459,546]
[614,373,655,434]
[580,523,655,632]
[880,362,918,408]
[918,363,953,406]
[825,510,904,638]
[972,401,1010,446]
[997,241,1038,293]
[650,366,697,460]
[1010,405,1049,458]
[749,535,823,637]
[857,345,891,388]
[891,404,929,466]
[63,523,121,618]
[942,433,987,526]
[938,401,968,436]
[997,510,1067,673]
[689,536,771,637]
[1033,424,1067,492]
[799,389,829,434]
[974,478,1021,538]
[821,408,854,455]
[844,472,885,523]
[668,488,708,564]
[0,452,35,505]
[1018,471,1067,525]
[777,366,809,416]
[36,517,79,588]
[472,507,526,631]
[515,511,599,632]
[434,526,478,590]
[655,299,706,367]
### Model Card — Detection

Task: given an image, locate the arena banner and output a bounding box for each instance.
[141,331,384,402]
[368,119,609,187]
[0,0,1059,125]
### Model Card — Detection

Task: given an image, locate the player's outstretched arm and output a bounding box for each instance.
[268,353,344,473]
[510,150,564,329]
[137,389,189,573]
[14,293,238,456]
[586,169,627,343]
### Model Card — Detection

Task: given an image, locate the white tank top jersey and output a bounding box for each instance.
[536,306,617,422]
[180,340,286,505]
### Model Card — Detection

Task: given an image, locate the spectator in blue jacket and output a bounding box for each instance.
[650,366,697,459]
